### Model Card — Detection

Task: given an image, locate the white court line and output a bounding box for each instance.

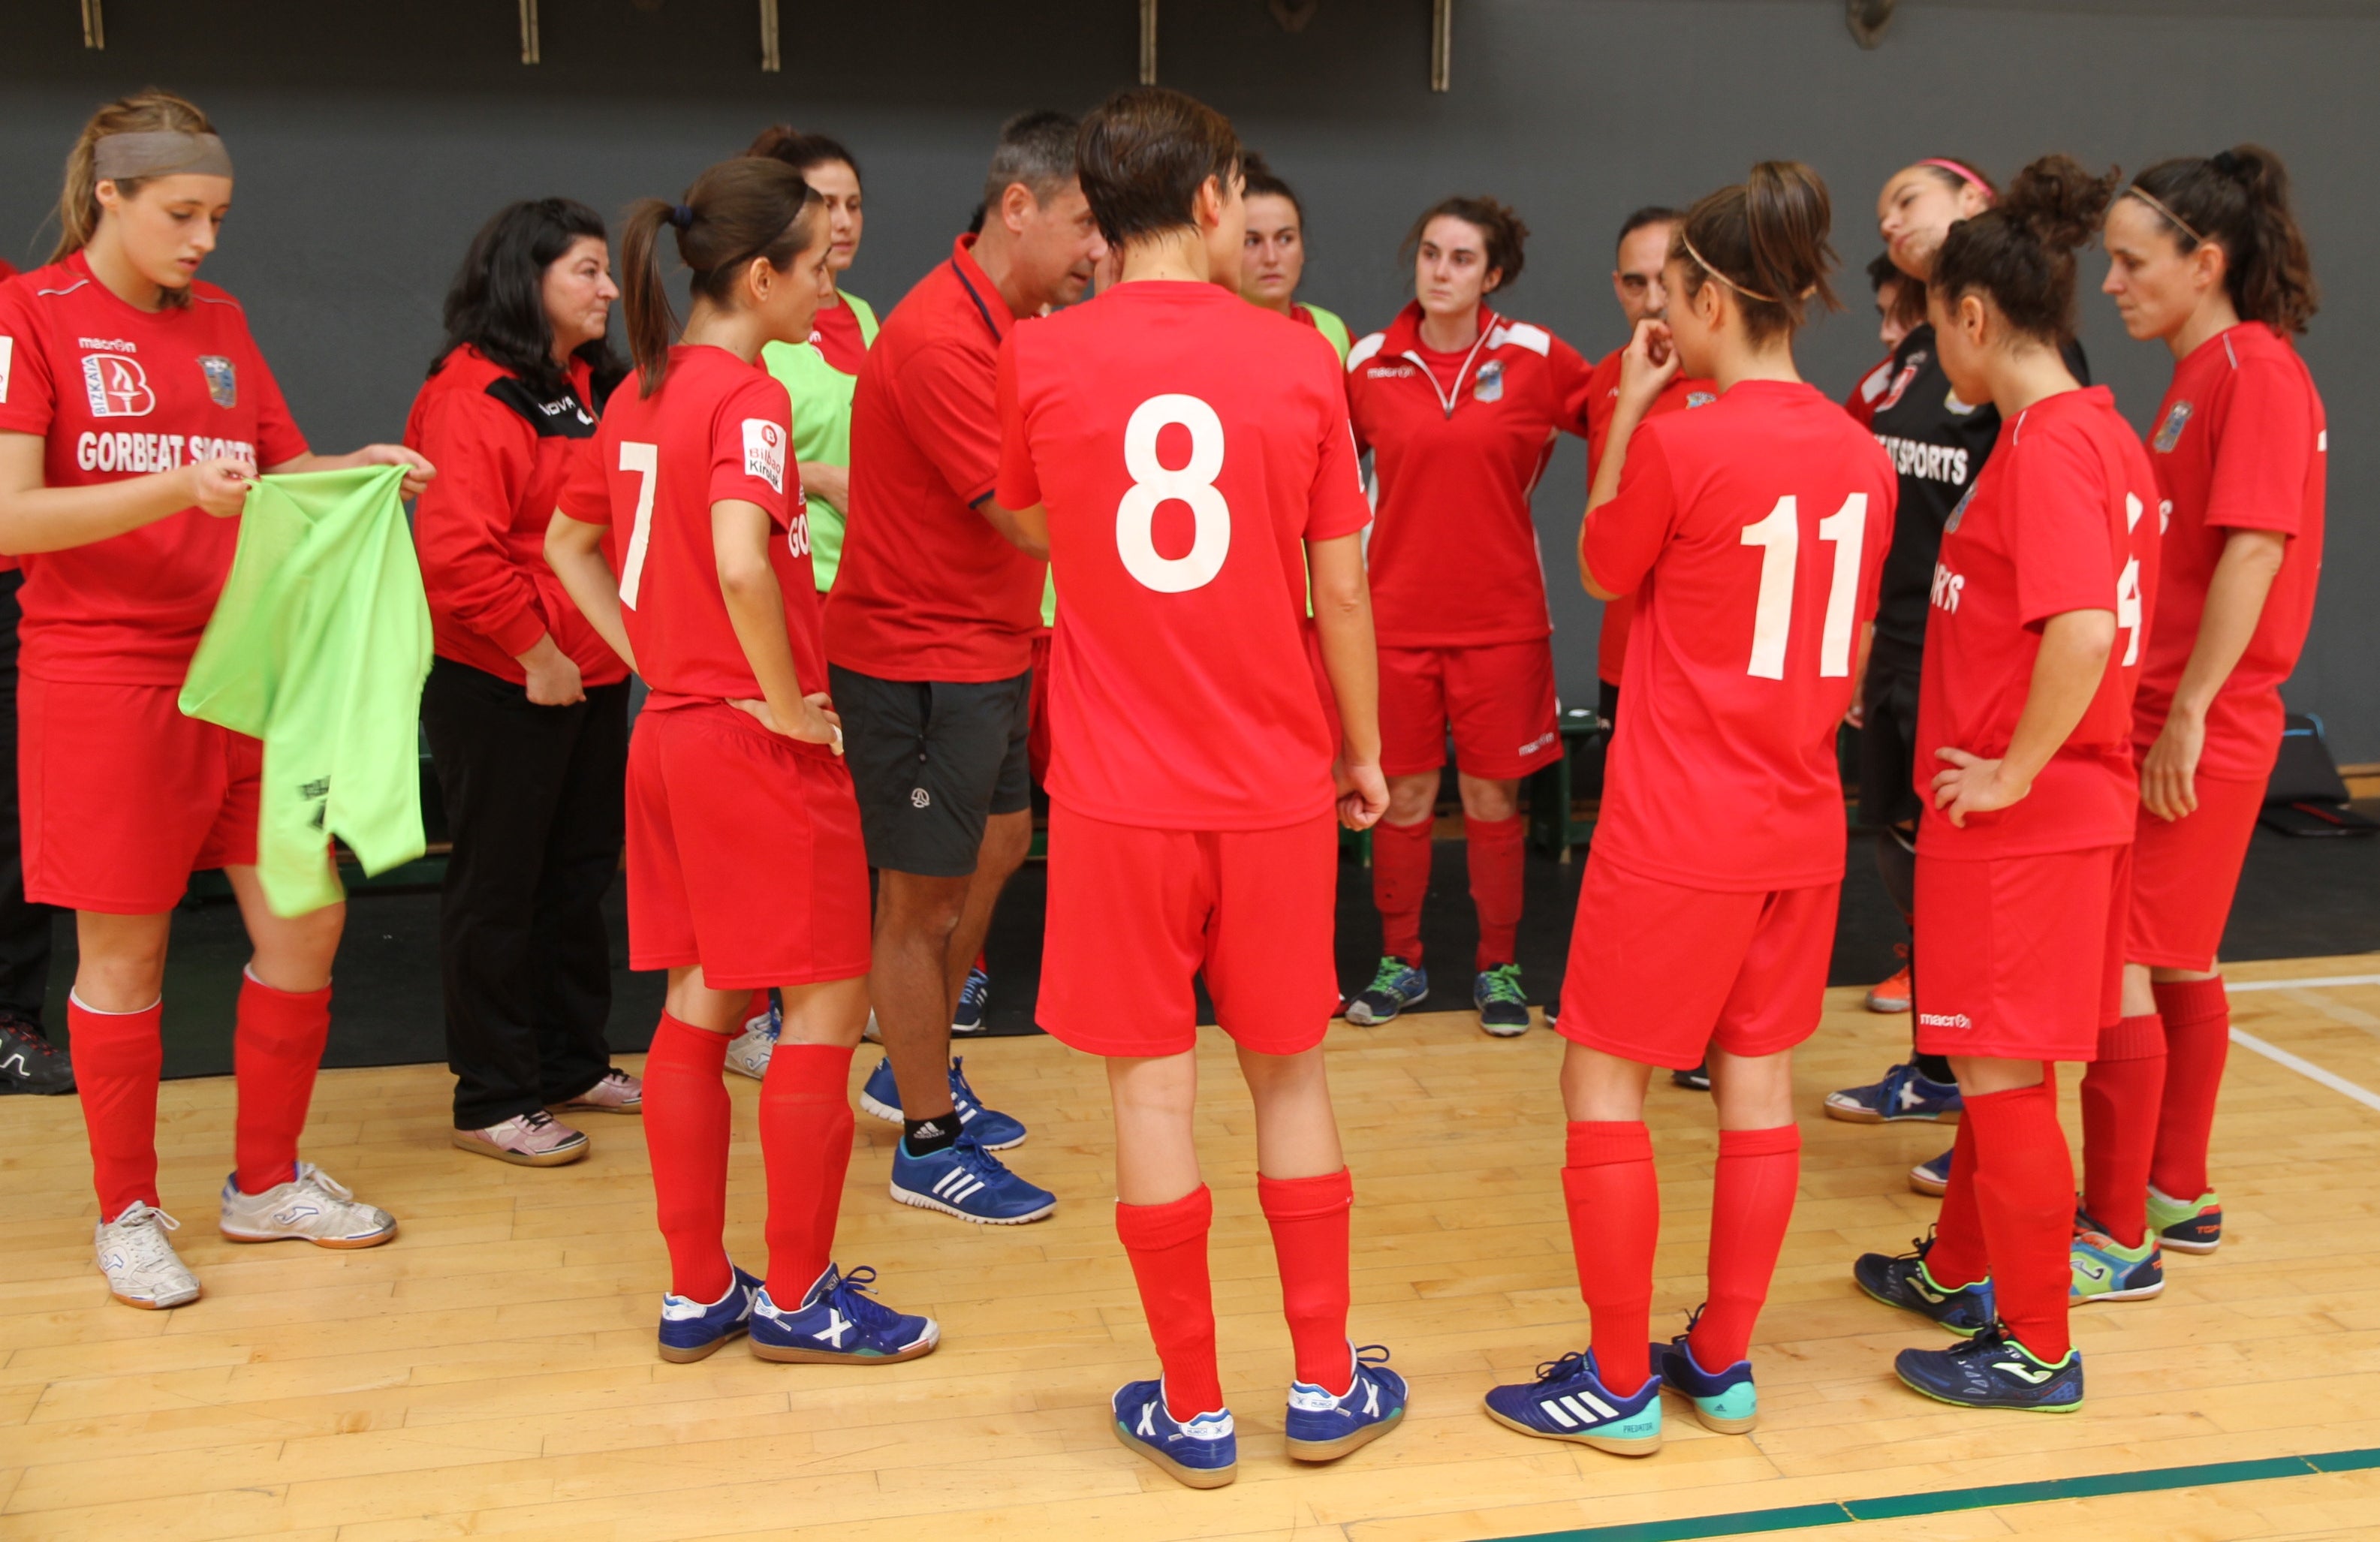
[2230,1029,2380,1115]
[2227,973,2380,993]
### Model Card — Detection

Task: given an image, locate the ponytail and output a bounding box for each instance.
[2127,143,2317,333]
[53,89,217,306]
[1932,153,2116,344]
[1673,161,1839,343]
[620,157,821,396]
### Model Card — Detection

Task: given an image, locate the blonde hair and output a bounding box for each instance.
[53,89,218,275]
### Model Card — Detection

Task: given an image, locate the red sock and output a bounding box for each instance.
[232,971,332,1195]
[1924,1114,1990,1288]
[643,1013,734,1303]
[1258,1169,1354,1394]
[2150,977,2230,1201]
[760,1042,857,1304]
[1116,1186,1224,1420]
[70,995,164,1220]
[1465,814,1525,970]
[1963,1073,2074,1363]
[1562,1121,1658,1394]
[1689,1125,1800,1371]
[1371,815,1433,965]
[2081,1014,2166,1248]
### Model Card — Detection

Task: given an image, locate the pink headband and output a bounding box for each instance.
[1920,159,1995,203]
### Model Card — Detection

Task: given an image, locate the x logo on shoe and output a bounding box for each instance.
[814,1308,853,1347]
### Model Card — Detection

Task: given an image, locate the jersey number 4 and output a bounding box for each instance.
[1740,493,1869,680]
[1117,395,1230,593]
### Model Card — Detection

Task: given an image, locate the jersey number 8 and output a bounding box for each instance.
[1118,394,1231,593]
[1740,492,1869,680]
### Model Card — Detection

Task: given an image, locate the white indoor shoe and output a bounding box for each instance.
[95,1202,202,1309]
[218,1162,398,1248]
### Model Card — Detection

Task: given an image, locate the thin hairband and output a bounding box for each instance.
[1677,229,1782,305]
[1921,158,1995,203]
[668,203,695,230]
[2121,184,2207,246]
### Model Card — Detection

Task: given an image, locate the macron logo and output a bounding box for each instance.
[1917,1011,1972,1029]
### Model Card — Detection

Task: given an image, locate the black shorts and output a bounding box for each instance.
[830,664,1032,879]
[1857,659,1922,831]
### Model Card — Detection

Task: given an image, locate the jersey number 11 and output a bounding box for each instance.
[1740,493,1868,680]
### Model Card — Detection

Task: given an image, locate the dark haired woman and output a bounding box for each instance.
[547,157,933,1368]
[1239,154,1351,363]
[1854,155,2157,1414]
[409,198,642,1167]
[0,90,426,1309]
[2099,145,2324,1265]
[1342,197,1592,1037]
[1487,163,1894,1454]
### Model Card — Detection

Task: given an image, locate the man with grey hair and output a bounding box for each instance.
[823,110,1105,1226]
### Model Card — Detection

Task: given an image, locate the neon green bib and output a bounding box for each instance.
[762,291,879,592]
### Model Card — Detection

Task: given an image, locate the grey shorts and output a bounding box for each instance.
[830,664,1032,878]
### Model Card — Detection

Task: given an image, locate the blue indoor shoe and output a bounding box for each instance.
[1824,1062,1964,1124]
[889,1132,1056,1224]
[1895,1324,2083,1412]
[748,1263,939,1364]
[859,1056,1026,1151]
[1853,1233,1996,1336]
[1285,1343,1407,1461]
[657,1264,760,1363]
[1656,1327,1758,1434]
[1482,1349,1661,1456]
[1112,1377,1237,1489]
[1345,956,1428,1026]
[951,965,992,1034]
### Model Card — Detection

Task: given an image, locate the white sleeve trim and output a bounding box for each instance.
[1347,333,1386,372]
[1487,321,1551,357]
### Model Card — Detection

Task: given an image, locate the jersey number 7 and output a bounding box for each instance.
[1740,493,1869,680]
[1118,394,1231,594]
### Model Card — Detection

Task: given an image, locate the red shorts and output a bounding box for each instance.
[1914,844,2128,1063]
[625,700,871,990]
[20,676,260,914]
[1378,640,1562,781]
[1556,856,1838,1071]
[1038,802,1339,1058]
[2126,775,2262,972]
[1026,628,1053,786]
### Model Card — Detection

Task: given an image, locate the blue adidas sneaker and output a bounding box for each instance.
[1285,1343,1407,1461]
[657,1264,760,1363]
[889,1131,1056,1224]
[858,1056,1026,1150]
[1854,1234,1996,1336]
[951,965,992,1034]
[1345,956,1428,1026]
[1896,1324,2083,1412]
[1825,1062,1964,1123]
[749,1263,938,1364]
[1112,1378,1237,1489]
[1656,1326,1758,1434]
[1482,1350,1661,1456]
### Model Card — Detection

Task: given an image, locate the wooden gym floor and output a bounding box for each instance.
[5,956,2380,1542]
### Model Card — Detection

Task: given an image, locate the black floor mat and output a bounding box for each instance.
[38,816,2380,1079]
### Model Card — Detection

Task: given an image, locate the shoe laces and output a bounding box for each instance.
[517,1109,562,1134]
[948,1057,982,1105]
[1532,1349,1593,1385]
[1364,956,1413,992]
[1479,965,1527,1005]
[289,1164,357,1203]
[0,1016,61,1056]
[947,1134,1012,1183]
[110,1203,183,1264]
[823,1265,905,1333]
[958,970,990,1010]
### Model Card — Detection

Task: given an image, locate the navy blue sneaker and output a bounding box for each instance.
[859,1056,1026,1151]
[1910,1146,1953,1197]
[890,1131,1056,1224]
[1345,956,1427,1026]
[1475,964,1532,1037]
[951,965,991,1034]
[1112,1378,1237,1489]
[1896,1324,2083,1412]
[749,1263,938,1364]
[1285,1343,1407,1462]
[1482,1350,1661,1456]
[1655,1330,1757,1434]
[657,1264,760,1363]
[1853,1234,1995,1336]
[1824,1062,1963,1124]
[1671,1062,1712,1092]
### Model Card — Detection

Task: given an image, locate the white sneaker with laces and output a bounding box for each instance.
[95,1203,201,1309]
[218,1163,398,1248]
[726,1001,779,1081]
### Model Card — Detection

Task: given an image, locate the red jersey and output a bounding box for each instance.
[0,253,307,684]
[406,346,625,688]
[1345,303,1593,647]
[1585,381,1896,890]
[825,235,1045,683]
[809,295,869,375]
[995,281,1370,830]
[1917,387,2161,860]
[1584,348,1717,685]
[556,346,821,714]
[2137,323,2326,780]
[1845,352,1897,430]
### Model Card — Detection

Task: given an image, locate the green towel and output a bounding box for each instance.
[179,464,432,917]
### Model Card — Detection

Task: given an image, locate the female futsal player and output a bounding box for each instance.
[2089,146,2323,1272]
[1486,163,1893,1455]
[1854,155,2159,1414]
[1239,155,1352,363]
[546,156,933,1367]
[410,198,641,1167]
[1342,197,1592,1036]
[0,91,431,1309]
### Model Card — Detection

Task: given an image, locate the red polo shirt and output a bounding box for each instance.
[824,234,1047,683]
[1584,346,1716,686]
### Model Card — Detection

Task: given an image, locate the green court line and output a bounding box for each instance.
[1482,1445,2380,1542]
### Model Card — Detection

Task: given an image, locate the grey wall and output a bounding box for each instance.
[5,0,2372,751]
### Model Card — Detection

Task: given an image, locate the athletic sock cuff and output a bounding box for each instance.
[1963,1076,2056,1119]
[1716,1124,1802,1158]
[1463,813,1523,837]
[1258,1168,1353,1221]
[761,1041,857,1100]
[1116,1185,1213,1251]
[649,1011,731,1071]
[2098,1013,2167,1062]
[2151,977,2230,1028]
[1565,1119,1652,1169]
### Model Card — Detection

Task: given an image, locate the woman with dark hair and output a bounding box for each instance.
[1238,153,1351,363]
[408,198,640,1167]
[1342,195,1592,1038]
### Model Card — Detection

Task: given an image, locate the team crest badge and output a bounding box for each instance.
[2153,400,2192,453]
[1473,360,1505,403]
[1944,480,1978,535]
[1686,391,1716,409]
[199,356,237,408]
[1876,353,1926,414]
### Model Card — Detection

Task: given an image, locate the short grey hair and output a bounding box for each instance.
[981,110,1080,216]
